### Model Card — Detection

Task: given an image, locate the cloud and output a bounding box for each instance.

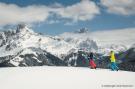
[101,0,135,15]
[64,21,76,26]
[0,3,51,26]
[46,20,60,24]
[53,0,100,22]
[0,0,100,26]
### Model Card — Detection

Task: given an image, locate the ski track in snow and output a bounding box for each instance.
[0,66,134,89]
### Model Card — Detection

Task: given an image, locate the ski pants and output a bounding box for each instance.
[111,62,119,71]
[89,59,96,69]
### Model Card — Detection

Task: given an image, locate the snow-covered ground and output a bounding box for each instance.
[0,66,134,89]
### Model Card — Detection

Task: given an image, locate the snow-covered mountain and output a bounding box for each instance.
[0,25,135,71]
[0,24,75,57]
[0,24,73,66]
[59,28,135,55]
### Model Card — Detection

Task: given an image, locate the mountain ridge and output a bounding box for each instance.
[0,25,135,71]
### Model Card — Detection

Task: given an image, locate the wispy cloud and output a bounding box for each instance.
[46,20,60,24]
[52,0,100,22]
[0,3,50,26]
[101,0,135,15]
[0,0,100,26]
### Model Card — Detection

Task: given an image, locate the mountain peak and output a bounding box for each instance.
[16,24,34,34]
[17,24,26,30]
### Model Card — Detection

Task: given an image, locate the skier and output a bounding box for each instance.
[110,51,119,71]
[88,52,96,69]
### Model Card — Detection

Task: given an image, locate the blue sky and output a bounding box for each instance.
[0,0,135,35]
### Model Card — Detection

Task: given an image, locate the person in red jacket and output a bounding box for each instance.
[88,52,96,69]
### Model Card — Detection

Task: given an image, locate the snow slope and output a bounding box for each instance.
[0,66,134,89]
